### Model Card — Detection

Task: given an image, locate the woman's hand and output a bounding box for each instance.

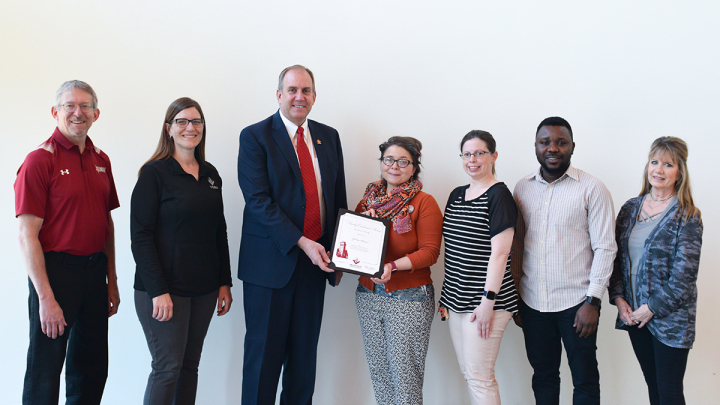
[632,304,654,328]
[470,298,495,339]
[152,293,173,321]
[361,209,378,218]
[615,297,636,326]
[371,262,393,285]
[217,286,233,316]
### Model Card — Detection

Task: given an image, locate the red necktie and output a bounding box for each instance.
[296,127,322,241]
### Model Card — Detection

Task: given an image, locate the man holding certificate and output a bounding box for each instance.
[237,65,347,405]
[354,136,443,405]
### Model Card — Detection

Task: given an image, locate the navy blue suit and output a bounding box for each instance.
[238,111,347,405]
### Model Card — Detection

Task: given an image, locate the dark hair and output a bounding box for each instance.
[460,130,497,175]
[278,65,315,92]
[536,116,573,140]
[640,136,700,220]
[139,97,207,176]
[379,136,422,181]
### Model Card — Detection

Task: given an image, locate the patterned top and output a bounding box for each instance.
[439,183,519,314]
[609,196,703,349]
[512,165,617,312]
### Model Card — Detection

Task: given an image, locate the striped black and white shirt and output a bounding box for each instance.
[439,183,519,314]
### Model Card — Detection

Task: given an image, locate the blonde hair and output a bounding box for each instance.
[640,136,700,221]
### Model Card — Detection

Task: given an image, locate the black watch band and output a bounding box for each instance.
[586,296,601,308]
[483,290,497,300]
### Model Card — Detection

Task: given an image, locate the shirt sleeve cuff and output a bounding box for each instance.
[586,284,606,300]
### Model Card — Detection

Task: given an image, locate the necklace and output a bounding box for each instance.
[648,192,675,202]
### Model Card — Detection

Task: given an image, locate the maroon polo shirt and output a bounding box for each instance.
[15,128,120,256]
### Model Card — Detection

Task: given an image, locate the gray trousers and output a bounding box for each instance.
[135,289,217,405]
[356,284,434,405]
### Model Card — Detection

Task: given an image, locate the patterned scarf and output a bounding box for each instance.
[359,179,422,234]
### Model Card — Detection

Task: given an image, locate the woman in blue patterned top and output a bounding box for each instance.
[609,137,703,405]
[438,130,518,405]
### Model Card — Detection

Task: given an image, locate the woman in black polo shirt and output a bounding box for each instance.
[130,97,232,405]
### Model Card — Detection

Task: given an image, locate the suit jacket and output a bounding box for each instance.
[238,111,347,289]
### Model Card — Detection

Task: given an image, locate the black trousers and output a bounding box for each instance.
[520,299,600,405]
[627,325,690,405]
[23,251,109,405]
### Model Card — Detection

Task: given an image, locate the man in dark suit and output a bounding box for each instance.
[238,65,347,405]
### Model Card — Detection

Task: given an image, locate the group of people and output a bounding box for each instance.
[14,65,702,405]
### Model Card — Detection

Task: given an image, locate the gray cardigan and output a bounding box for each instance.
[609,196,703,349]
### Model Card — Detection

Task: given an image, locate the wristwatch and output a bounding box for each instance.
[483,290,497,300]
[586,296,601,308]
[390,261,398,273]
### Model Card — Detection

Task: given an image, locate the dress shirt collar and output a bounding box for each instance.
[531,164,579,185]
[279,109,310,141]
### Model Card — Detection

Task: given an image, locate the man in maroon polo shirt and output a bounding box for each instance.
[15,80,120,405]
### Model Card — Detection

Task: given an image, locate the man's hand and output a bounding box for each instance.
[297,236,333,272]
[152,293,173,321]
[512,312,522,328]
[108,280,120,317]
[39,297,66,339]
[574,301,599,338]
[217,286,233,316]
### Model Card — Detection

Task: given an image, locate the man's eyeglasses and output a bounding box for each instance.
[381,157,413,168]
[60,103,94,113]
[460,151,492,160]
[172,118,205,128]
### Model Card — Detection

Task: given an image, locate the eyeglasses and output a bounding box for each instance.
[60,103,94,113]
[381,157,413,168]
[460,151,492,160]
[172,118,205,128]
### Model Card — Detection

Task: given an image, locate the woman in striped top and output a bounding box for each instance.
[438,130,518,405]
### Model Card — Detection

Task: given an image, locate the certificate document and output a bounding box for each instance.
[329,209,391,278]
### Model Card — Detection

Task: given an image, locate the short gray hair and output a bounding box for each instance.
[277,65,315,92]
[54,80,98,109]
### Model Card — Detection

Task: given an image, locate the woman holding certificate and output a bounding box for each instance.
[355,136,443,405]
[438,130,518,405]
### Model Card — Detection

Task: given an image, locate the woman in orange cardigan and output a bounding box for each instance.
[355,136,443,405]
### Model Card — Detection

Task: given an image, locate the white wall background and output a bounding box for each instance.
[2,1,718,404]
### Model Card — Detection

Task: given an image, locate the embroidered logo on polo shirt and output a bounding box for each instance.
[60,169,69,175]
[208,178,218,189]
[95,166,106,173]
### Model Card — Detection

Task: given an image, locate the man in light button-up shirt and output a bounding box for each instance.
[512,116,616,405]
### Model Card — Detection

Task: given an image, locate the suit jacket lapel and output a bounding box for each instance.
[271,111,302,181]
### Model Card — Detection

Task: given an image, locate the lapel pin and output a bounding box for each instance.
[316,139,322,145]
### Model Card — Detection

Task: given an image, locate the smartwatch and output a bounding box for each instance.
[586,296,601,308]
[483,290,497,300]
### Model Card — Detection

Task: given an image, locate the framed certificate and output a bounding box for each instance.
[328,209,391,278]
